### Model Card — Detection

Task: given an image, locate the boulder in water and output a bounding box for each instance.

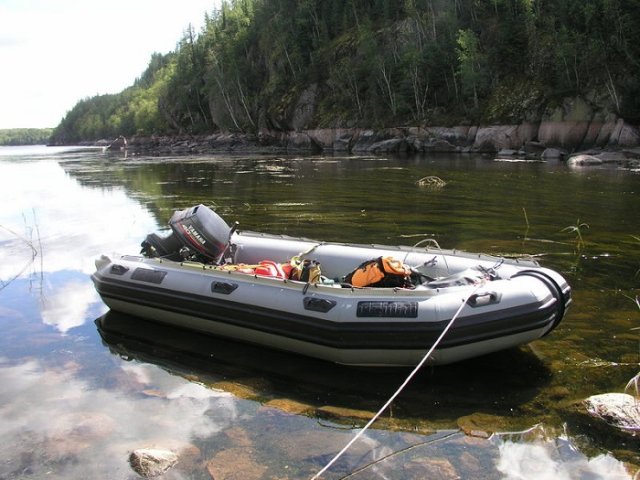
[584,393,640,434]
[129,448,178,478]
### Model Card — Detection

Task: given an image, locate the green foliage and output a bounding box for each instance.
[485,78,545,123]
[0,128,53,145]
[51,0,640,143]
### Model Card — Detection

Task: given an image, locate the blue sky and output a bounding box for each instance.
[0,0,218,129]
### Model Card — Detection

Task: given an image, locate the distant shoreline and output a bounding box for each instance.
[0,128,53,146]
[62,121,640,162]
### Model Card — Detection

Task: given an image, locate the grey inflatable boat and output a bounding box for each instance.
[92,204,571,366]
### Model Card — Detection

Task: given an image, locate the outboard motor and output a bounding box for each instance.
[141,204,235,263]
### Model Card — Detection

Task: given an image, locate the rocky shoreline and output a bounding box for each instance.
[93,120,640,165]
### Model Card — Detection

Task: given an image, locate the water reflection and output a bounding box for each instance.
[0,145,102,157]
[336,427,633,480]
[96,311,554,429]
[495,433,631,480]
[0,157,158,332]
[0,147,638,478]
[95,312,634,479]
[40,279,101,332]
[0,356,237,479]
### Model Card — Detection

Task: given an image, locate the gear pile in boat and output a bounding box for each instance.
[139,204,486,289]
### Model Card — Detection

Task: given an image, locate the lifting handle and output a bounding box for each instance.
[467,291,501,307]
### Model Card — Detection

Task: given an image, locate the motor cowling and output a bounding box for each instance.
[141,205,233,263]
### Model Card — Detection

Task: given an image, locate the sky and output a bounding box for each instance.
[0,0,218,129]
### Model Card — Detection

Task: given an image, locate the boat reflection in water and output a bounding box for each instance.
[96,310,553,429]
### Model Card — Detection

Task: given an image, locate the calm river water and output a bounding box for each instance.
[0,145,638,479]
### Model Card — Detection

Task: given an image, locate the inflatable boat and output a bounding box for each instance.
[91,205,571,366]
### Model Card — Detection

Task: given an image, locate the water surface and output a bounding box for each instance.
[0,145,638,479]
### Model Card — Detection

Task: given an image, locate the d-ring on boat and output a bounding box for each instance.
[91,204,571,366]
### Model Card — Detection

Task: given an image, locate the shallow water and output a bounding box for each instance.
[0,145,638,479]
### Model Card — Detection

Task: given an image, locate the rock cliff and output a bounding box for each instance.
[122,95,639,157]
[125,120,638,157]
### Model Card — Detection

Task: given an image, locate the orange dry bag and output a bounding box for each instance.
[344,256,411,288]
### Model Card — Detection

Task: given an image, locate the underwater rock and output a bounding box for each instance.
[584,393,640,434]
[44,411,116,459]
[274,428,371,462]
[401,457,459,479]
[223,426,254,447]
[129,448,178,478]
[261,398,315,416]
[415,175,447,189]
[206,447,267,480]
[316,404,376,421]
[457,413,511,438]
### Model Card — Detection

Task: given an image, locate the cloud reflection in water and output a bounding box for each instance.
[40,280,102,333]
[496,434,631,479]
[0,158,158,332]
[0,357,236,479]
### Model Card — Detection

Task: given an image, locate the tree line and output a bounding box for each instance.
[50,0,640,144]
[0,128,54,146]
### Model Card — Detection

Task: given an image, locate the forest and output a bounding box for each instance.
[0,128,54,146]
[50,0,640,144]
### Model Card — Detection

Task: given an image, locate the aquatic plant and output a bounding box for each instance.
[561,219,589,250]
[522,207,530,229]
[521,206,531,245]
[624,296,640,401]
[0,211,41,292]
[632,235,640,277]
[626,373,640,400]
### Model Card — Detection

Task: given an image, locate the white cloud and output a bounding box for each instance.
[0,0,218,128]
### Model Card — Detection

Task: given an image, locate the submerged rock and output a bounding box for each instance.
[584,393,640,434]
[416,175,447,189]
[401,457,459,479]
[206,447,267,480]
[129,448,178,478]
[456,413,511,438]
[567,154,603,166]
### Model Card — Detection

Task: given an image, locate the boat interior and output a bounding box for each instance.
[140,204,530,289]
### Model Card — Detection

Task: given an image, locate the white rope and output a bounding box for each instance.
[310,283,483,480]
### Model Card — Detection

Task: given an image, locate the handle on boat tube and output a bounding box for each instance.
[466,291,501,307]
[211,281,239,294]
[303,297,337,313]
